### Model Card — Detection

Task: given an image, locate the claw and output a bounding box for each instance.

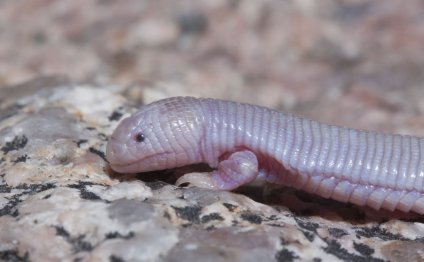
[176,172,218,189]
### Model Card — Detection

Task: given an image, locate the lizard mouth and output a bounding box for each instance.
[109,151,172,173]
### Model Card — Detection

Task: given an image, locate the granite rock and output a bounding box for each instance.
[0,83,423,262]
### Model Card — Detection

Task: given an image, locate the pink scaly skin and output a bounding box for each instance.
[106,97,424,214]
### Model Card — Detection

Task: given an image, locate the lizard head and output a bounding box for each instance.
[106,97,204,173]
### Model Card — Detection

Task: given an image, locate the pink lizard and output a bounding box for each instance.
[106,97,424,214]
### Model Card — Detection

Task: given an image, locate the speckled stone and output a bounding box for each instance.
[0,83,424,262]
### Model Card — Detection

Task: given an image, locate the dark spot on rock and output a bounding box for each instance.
[295,218,319,233]
[1,203,19,217]
[43,194,51,199]
[144,181,168,190]
[201,212,224,223]
[353,242,374,256]
[328,228,348,238]
[275,248,299,262]
[11,209,19,217]
[13,154,29,163]
[105,231,134,239]
[68,181,102,201]
[0,183,55,217]
[302,231,315,242]
[76,139,88,147]
[110,255,125,262]
[0,250,29,262]
[86,127,96,131]
[54,226,93,252]
[206,225,216,231]
[78,188,101,200]
[240,212,262,224]
[81,189,101,200]
[108,110,123,121]
[1,135,28,154]
[355,226,407,241]
[294,217,319,242]
[73,235,93,252]
[177,11,208,35]
[268,215,278,220]
[313,258,322,262]
[89,147,107,162]
[16,183,56,192]
[322,238,383,262]
[222,202,237,211]
[172,205,202,224]
[55,226,71,238]
[0,185,11,193]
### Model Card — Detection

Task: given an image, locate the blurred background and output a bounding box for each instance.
[0,0,423,135]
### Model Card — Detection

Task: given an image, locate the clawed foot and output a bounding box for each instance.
[176,150,259,190]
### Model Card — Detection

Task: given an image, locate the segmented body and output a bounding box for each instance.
[107,97,424,214]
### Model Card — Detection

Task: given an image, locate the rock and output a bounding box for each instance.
[0,82,423,261]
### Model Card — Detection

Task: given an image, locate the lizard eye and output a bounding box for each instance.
[134,132,145,143]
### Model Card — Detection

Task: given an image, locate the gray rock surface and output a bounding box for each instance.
[1,83,423,262]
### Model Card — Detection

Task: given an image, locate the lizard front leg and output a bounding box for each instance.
[176,150,258,190]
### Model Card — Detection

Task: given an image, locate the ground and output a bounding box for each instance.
[0,1,424,261]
